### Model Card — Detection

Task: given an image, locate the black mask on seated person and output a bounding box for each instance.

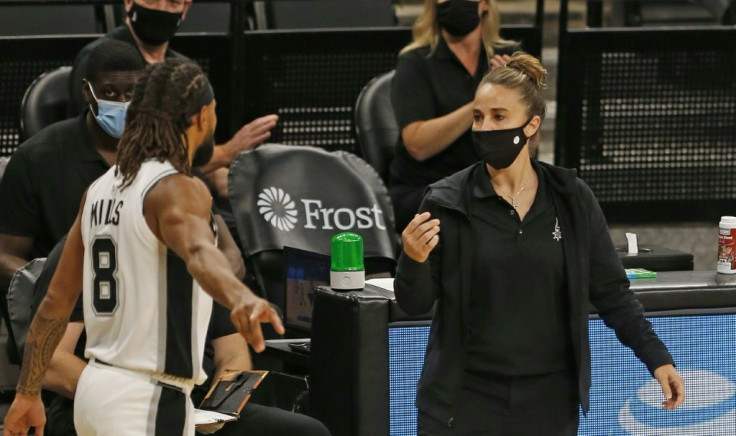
[472,117,533,169]
[192,132,215,168]
[127,1,183,46]
[437,0,481,37]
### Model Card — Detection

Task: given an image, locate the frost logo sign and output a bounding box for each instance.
[258,187,387,232]
[258,187,298,231]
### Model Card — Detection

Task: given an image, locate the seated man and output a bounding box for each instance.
[0,39,242,362]
[69,0,278,176]
[0,40,145,362]
[33,236,330,436]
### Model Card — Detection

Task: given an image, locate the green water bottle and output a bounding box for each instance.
[330,232,365,291]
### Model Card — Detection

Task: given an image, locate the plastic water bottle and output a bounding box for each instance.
[717,216,736,274]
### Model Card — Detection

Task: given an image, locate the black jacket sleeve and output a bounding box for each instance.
[394,195,442,316]
[581,180,674,375]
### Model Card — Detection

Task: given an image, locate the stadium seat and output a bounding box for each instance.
[6,258,46,361]
[19,66,72,141]
[228,144,398,316]
[354,70,397,185]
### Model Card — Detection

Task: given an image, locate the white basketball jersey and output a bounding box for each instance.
[81,160,213,384]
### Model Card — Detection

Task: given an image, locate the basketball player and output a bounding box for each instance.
[3,59,284,436]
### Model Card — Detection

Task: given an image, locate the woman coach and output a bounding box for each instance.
[394,52,685,435]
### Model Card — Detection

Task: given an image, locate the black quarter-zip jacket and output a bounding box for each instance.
[394,160,674,428]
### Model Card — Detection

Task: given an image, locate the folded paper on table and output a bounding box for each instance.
[365,277,394,292]
[194,409,239,425]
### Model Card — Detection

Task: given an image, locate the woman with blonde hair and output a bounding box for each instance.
[395,53,685,434]
[389,0,519,231]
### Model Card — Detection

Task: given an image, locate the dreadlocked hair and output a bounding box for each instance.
[116,58,211,189]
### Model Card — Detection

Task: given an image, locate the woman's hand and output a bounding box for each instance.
[490,54,511,70]
[653,364,685,410]
[402,212,440,263]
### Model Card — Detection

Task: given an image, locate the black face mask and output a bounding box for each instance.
[192,130,215,168]
[127,1,183,46]
[472,117,533,169]
[436,0,481,37]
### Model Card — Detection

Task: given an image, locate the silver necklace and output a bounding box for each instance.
[491,173,533,209]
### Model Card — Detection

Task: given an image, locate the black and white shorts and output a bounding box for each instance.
[74,360,195,435]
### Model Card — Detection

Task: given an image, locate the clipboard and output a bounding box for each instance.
[198,369,269,417]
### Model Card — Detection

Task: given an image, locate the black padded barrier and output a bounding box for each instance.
[0,33,232,157]
[310,286,391,436]
[240,25,542,156]
[555,26,736,223]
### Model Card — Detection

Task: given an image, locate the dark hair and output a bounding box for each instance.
[116,59,213,188]
[86,39,146,83]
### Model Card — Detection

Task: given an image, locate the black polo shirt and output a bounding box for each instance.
[465,163,573,377]
[0,115,109,259]
[389,38,519,189]
[69,25,186,115]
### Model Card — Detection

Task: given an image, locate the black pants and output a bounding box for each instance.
[201,403,330,436]
[44,395,75,436]
[45,395,330,436]
[418,370,579,436]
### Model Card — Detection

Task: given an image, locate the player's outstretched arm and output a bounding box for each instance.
[144,174,283,352]
[3,212,85,436]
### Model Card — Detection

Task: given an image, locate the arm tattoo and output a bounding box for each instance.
[16,314,69,396]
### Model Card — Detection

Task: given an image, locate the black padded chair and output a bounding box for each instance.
[228,144,398,316]
[19,66,72,141]
[354,70,397,184]
[6,258,46,361]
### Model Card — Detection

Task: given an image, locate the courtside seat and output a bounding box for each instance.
[20,66,72,141]
[228,144,398,316]
[354,70,397,185]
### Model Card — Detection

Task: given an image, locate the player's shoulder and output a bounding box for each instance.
[146,172,212,211]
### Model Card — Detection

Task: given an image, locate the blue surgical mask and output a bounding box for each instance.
[87,82,130,139]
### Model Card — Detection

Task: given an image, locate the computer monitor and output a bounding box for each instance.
[284,246,330,333]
